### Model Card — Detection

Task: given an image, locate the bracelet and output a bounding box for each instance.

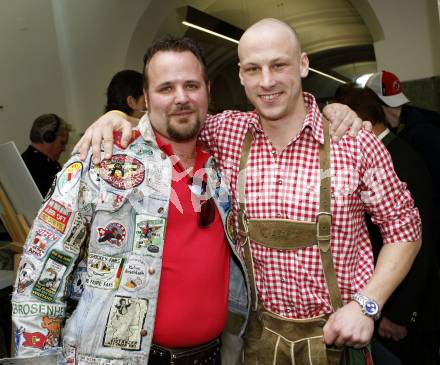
[108,110,128,119]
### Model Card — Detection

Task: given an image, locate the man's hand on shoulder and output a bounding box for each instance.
[323,301,374,348]
[72,111,132,164]
[323,103,372,142]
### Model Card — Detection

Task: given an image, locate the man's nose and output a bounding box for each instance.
[260,68,276,89]
[174,87,189,104]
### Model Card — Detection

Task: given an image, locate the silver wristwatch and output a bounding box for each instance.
[352,292,381,320]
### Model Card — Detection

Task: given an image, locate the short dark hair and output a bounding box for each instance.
[30,114,71,143]
[334,84,386,126]
[142,36,208,89]
[105,70,144,115]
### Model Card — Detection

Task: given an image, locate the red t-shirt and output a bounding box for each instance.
[152,135,230,347]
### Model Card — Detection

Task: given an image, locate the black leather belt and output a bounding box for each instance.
[148,337,221,365]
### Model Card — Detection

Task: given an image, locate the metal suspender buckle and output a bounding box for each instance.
[316,212,332,252]
[237,210,249,245]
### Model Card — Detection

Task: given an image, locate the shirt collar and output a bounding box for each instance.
[138,113,157,144]
[248,92,324,145]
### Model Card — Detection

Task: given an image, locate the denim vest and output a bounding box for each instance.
[10,115,249,365]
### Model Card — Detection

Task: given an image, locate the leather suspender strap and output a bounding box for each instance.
[318,118,343,311]
[237,129,259,310]
[237,119,343,312]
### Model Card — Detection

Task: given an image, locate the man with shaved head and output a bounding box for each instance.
[74,18,421,365]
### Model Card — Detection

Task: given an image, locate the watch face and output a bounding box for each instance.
[365,300,379,315]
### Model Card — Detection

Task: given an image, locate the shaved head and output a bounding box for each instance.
[238,18,302,61]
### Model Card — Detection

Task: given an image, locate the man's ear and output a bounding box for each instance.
[126,95,136,110]
[299,52,309,79]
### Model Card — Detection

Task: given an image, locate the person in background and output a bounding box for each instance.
[366,70,440,255]
[21,113,71,196]
[105,69,146,124]
[334,84,440,365]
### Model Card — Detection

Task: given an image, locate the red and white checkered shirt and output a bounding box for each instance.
[200,92,421,319]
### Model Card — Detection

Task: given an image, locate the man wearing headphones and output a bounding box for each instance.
[21,113,71,196]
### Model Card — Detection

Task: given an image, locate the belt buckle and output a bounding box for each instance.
[316,211,332,241]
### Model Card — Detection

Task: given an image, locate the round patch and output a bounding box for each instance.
[97,222,127,247]
[57,162,83,195]
[100,155,145,190]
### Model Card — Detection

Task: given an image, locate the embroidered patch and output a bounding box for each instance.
[57,162,83,195]
[16,256,39,294]
[38,199,72,234]
[67,260,87,300]
[103,295,148,350]
[97,222,127,247]
[19,315,62,350]
[121,255,148,292]
[129,143,154,158]
[113,130,141,150]
[133,215,165,254]
[21,330,46,349]
[98,190,125,210]
[32,250,72,302]
[63,343,77,365]
[85,253,123,289]
[100,154,145,190]
[12,302,65,317]
[41,315,62,348]
[25,228,59,258]
[64,213,88,254]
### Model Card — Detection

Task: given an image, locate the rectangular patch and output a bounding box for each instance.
[32,250,72,302]
[103,295,148,351]
[25,228,59,258]
[12,302,65,317]
[76,354,130,365]
[38,199,72,234]
[133,214,165,255]
[85,253,123,290]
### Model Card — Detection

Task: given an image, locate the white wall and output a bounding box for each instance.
[365,0,440,80]
[0,0,67,153]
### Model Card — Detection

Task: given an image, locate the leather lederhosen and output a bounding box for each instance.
[237,118,344,365]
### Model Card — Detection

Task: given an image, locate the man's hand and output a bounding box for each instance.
[72,111,132,164]
[323,103,372,142]
[323,301,374,348]
[378,316,407,341]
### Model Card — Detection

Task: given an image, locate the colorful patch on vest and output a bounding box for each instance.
[25,228,59,258]
[67,260,87,300]
[38,199,72,234]
[133,215,165,254]
[103,295,148,350]
[85,253,123,290]
[16,256,39,295]
[57,162,83,195]
[97,222,127,247]
[64,213,88,254]
[63,343,77,365]
[100,154,145,190]
[121,255,148,292]
[12,302,66,318]
[21,330,47,349]
[32,250,72,302]
[18,315,62,351]
[98,190,125,210]
[129,143,154,158]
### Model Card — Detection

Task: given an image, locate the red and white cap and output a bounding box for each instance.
[366,71,409,107]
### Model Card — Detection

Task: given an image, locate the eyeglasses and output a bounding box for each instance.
[188,176,216,228]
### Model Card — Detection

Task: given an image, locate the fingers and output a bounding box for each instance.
[101,125,115,161]
[91,129,104,165]
[362,120,373,132]
[323,103,363,142]
[120,122,133,148]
